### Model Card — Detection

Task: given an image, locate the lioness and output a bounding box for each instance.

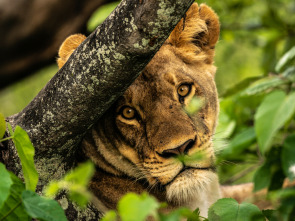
[57,3,251,218]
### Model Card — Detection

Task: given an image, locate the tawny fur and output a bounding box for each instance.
[57,34,86,69]
[56,3,267,218]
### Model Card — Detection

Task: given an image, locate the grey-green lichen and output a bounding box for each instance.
[73,202,99,220]
[59,197,69,210]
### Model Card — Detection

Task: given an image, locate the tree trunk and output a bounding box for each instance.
[1,0,194,219]
[0,0,116,89]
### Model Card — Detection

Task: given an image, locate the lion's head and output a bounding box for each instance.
[58,3,221,214]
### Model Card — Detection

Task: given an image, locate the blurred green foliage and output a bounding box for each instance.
[0,65,57,117]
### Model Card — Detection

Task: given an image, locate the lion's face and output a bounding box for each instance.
[58,3,221,209]
[101,43,219,203]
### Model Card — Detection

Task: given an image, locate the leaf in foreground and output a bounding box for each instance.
[12,126,39,191]
[101,210,117,221]
[160,207,202,221]
[0,163,13,209]
[255,91,295,154]
[0,172,29,221]
[22,190,67,221]
[208,198,265,221]
[281,134,295,180]
[45,161,95,207]
[118,192,160,221]
[0,113,5,140]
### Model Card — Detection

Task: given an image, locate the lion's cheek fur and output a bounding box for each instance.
[166,170,221,217]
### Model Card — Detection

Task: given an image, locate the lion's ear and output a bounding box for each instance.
[57,34,86,69]
[168,3,220,64]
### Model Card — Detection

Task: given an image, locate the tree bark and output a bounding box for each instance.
[0,0,116,89]
[1,0,194,219]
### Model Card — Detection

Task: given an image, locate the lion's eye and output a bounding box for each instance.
[121,106,136,119]
[177,84,191,97]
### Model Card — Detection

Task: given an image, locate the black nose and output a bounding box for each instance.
[158,139,195,159]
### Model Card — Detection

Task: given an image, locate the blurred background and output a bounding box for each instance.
[1,0,294,186]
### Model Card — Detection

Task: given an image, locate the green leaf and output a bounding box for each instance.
[255,91,295,153]
[221,127,256,157]
[64,161,95,207]
[184,96,204,115]
[45,161,95,207]
[281,134,295,180]
[12,126,38,191]
[208,198,265,221]
[282,66,295,82]
[254,147,284,192]
[0,113,5,140]
[261,210,276,221]
[160,207,202,221]
[221,76,261,97]
[275,46,295,72]
[118,192,160,221]
[0,163,13,209]
[64,161,94,186]
[22,190,67,221]
[215,105,236,140]
[101,211,117,221]
[253,162,272,192]
[0,172,29,221]
[241,76,286,97]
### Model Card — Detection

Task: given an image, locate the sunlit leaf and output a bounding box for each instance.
[255,91,295,153]
[208,198,265,221]
[177,151,204,165]
[44,181,59,198]
[12,126,38,191]
[184,96,204,115]
[64,161,95,186]
[281,134,295,180]
[45,161,95,207]
[215,102,236,139]
[0,113,5,140]
[101,210,117,221]
[22,190,67,221]
[0,172,29,221]
[0,163,13,209]
[118,193,160,221]
[275,46,295,73]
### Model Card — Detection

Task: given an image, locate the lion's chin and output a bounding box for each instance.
[165,168,220,206]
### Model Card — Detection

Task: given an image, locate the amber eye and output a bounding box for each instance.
[121,106,136,119]
[177,84,191,97]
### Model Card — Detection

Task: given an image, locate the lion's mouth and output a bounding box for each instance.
[162,166,215,187]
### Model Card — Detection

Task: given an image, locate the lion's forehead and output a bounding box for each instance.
[123,46,217,103]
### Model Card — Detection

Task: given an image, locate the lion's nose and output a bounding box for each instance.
[158,139,195,159]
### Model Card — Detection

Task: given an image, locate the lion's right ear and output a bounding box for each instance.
[57,34,86,69]
[168,3,220,64]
